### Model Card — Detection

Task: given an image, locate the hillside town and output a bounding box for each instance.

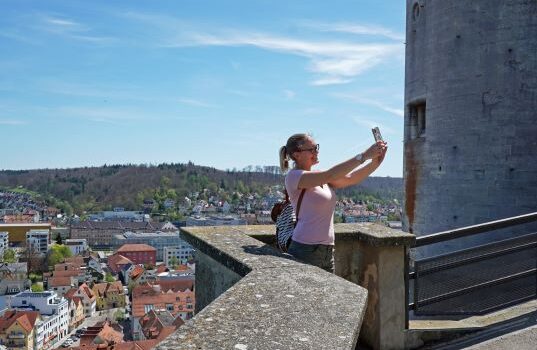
[0,187,400,349]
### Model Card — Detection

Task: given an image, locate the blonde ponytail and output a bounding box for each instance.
[279,133,309,173]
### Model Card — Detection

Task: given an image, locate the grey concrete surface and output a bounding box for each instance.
[156,225,370,350]
[466,324,537,350]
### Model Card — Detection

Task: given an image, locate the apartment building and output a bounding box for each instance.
[10,291,69,349]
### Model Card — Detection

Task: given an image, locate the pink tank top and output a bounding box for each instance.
[285,169,336,245]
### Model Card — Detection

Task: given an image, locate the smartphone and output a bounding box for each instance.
[372,127,384,142]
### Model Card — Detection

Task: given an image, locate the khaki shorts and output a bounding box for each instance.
[288,240,334,273]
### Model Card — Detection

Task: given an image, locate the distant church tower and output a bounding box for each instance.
[403,0,537,249]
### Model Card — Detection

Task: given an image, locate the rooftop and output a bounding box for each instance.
[117,244,157,252]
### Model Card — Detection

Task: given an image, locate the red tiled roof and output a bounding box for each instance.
[48,276,74,287]
[117,244,156,253]
[93,281,123,297]
[0,310,40,333]
[157,279,194,293]
[108,254,133,274]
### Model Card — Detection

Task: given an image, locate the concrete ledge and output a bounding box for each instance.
[222,223,415,247]
[157,225,368,350]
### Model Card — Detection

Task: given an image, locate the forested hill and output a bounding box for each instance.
[0,163,402,214]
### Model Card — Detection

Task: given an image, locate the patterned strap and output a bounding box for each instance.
[295,189,306,221]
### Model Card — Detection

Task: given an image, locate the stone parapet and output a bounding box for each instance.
[158,225,368,350]
[158,223,414,350]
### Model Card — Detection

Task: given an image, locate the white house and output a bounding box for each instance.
[64,239,89,256]
[26,229,50,255]
[10,290,69,349]
[164,245,195,266]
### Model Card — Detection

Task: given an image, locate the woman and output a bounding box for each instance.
[279,133,387,273]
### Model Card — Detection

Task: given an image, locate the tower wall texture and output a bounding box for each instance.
[403,0,537,254]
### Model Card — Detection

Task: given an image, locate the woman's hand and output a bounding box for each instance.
[371,142,387,165]
[363,141,387,160]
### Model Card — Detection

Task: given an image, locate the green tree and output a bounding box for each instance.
[105,273,115,282]
[31,283,44,292]
[2,248,17,263]
[168,256,179,269]
[47,244,73,267]
[114,309,125,322]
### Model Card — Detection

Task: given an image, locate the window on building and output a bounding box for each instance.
[144,304,154,313]
[408,101,426,140]
[166,304,174,311]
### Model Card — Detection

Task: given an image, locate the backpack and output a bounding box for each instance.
[271,189,306,252]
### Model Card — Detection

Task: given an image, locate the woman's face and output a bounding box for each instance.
[293,136,319,169]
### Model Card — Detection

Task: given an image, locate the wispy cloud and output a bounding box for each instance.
[57,106,153,124]
[311,77,353,86]
[334,93,404,117]
[37,14,115,44]
[181,33,401,86]
[283,90,295,99]
[0,119,27,125]
[178,98,217,108]
[121,12,403,86]
[351,117,397,134]
[300,21,405,41]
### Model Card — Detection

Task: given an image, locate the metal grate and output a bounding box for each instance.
[413,232,537,315]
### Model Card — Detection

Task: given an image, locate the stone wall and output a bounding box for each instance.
[156,224,414,350]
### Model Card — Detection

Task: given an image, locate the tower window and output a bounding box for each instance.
[408,101,426,139]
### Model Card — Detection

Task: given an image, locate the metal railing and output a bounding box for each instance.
[405,212,537,324]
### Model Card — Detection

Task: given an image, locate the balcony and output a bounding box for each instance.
[155,223,414,349]
[7,333,25,339]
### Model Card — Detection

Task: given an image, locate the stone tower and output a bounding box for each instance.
[403,0,537,253]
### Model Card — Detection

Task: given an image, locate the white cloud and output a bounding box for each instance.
[37,14,115,44]
[351,117,397,134]
[56,106,152,123]
[178,98,217,108]
[0,119,27,125]
[302,21,405,41]
[334,93,404,117]
[121,12,403,86]
[283,90,295,99]
[311,77,353,86]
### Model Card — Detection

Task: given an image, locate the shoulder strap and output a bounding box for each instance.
[295,189,306,221]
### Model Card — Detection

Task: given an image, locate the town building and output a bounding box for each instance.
[92,282,126,311]
[88,208,147,222]
[114,244,156,266]
[65,283,96,317]
[46,277,76,297]
[70,221,177,248]
[25,230,50,255]
[131,283,194,341]
[163,245,194,266]
[10,291,69,349]
[64,239,89,256]
[0,263,31,296]
[185,215,247,227]
[138,309,184,341]
[78,320,123,348]
[112,231,184,261]
[64,294,84,331]
[0,310,40,350]
[108,254,134,275]
[0,223,51,245]
[0,232,8,257]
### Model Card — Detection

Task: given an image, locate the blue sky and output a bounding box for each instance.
[1,0,406,177]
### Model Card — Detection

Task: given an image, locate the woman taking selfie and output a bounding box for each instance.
[279,133,387,273]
